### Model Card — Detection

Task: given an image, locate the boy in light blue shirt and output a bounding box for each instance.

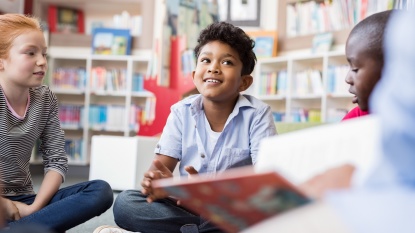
[112,22,277,233]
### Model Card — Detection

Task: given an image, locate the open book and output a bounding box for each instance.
[152,116,380,233]
[152,166,310,233]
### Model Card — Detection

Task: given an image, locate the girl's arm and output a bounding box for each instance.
[13,170,62,217]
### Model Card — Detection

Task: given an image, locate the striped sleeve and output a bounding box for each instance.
[39,88,68,181]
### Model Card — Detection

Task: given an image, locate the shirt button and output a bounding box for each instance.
[200,153,205,158]
[156,144,160,148]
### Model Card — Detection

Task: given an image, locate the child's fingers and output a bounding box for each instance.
[184,166,198,178]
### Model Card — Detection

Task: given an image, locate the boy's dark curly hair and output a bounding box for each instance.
[194,21,257,75]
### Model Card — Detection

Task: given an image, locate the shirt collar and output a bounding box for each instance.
[186,94,255,116]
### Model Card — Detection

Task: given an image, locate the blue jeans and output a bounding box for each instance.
[113,190,223,233]
[5,180,113,233]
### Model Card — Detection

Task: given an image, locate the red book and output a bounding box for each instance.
[152,166,311,233]
[48,5,84,33]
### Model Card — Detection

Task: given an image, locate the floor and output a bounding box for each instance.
[32,175,118,233]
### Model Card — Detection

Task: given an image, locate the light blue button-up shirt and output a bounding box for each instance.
[154,94,277,176]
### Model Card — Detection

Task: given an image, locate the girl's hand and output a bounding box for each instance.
[13,201,38,218]
[2,198,20,221]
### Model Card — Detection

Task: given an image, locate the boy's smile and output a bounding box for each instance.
[192,40,252,103]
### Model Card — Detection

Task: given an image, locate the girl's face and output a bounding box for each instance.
[192,40,252,104]
[0,29,47,90]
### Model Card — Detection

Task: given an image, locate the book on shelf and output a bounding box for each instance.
[48,5,85,33]
[153,116,380,232]
[92,28,132,55]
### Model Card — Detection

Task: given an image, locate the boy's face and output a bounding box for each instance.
[345,35,382,111]
[0,30,47,89]
[192,40,252,103]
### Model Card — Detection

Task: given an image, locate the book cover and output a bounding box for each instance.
[152,166,310,233]
[48,5,84,33]
[92,28,132,55]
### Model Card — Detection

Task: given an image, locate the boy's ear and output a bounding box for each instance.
[238,75,253,92]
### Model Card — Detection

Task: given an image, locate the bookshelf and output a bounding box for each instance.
[29,54,153,165]
[28,0,157,165]
[253,51,354,123]
[277,0,394,52]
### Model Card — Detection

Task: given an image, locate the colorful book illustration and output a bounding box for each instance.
[152,167,310,233]
[92,28,131,55]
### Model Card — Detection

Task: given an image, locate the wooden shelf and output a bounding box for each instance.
[278,29,350,52]
[277,0,351,52]
[49,33,150,50]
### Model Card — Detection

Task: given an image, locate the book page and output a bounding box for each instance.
[256,115,381,186]
[153,166,310,233]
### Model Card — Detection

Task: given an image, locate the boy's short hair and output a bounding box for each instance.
[194,21,257,75]
[349,10,394,64]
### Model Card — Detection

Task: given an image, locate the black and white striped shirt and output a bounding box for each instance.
[0,85,68,196]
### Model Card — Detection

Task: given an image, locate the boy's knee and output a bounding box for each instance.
[114,190,134,210]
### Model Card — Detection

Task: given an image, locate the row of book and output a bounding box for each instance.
[51,67,147,93]
[291,109,322,123]
[327,65,350,95]
[286,0,394,37]
[58,103,153,132]
[260,65,352,97]
[293,69,323,96]
[59,105,83,129]
[272,112,286,122]
[273,108,349,123]
[258,70,287,96]
[52,67,86,90]
[31,138,85,164]
[90,67,127,92]
[290,108,349,123]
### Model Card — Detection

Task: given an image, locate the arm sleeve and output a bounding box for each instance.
[250,105,278,164]
[154,106,183,160]
[39,91,68,181]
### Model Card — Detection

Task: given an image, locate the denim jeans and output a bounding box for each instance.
[5,180,113,233]
[113,190,224,233]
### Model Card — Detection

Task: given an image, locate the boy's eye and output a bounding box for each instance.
[43,53,48,57]
[27,52,35,56]
[222,60,233,65]
[200,58,210,63]
[351,68,358,73]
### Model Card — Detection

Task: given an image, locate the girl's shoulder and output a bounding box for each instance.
[29,85,57,101]
[30,85,54,96]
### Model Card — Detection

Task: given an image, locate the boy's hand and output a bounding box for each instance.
[298,164,355,199]
[2,198,21,221]
[184,166,198,178]
[141,160,173,202]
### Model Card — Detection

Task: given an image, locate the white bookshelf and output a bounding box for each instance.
[253,51,354,123]
[31,54,153,165]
